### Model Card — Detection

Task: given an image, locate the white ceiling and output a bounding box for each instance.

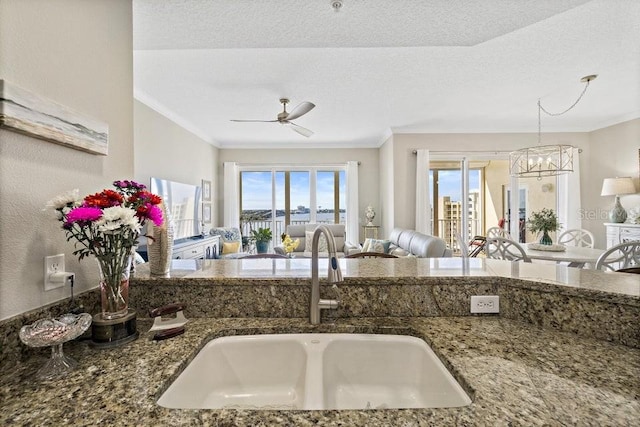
[133,0,640,149]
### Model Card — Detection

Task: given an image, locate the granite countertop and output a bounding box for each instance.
[2,316,638,426]
[139,257,640,300]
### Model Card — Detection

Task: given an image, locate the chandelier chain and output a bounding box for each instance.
[538,80,591,117]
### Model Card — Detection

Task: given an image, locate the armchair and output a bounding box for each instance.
[209,227,243,258]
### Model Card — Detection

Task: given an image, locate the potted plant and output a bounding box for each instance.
[526,208,561,245]
[250,227,273,253]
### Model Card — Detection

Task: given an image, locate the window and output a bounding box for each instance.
[240,167,346,244]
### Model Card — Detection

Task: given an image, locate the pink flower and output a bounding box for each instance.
[65,207,103,225]
[147,204,164,227]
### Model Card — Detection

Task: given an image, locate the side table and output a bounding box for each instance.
[363,225,380,240]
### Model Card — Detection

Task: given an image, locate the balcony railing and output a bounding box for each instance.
[434,218,481,254]
[240,219,340,245]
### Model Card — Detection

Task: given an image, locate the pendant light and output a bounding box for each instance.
[509,75,597,180]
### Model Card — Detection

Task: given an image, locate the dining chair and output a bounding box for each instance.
[242,253,289,259]
[558,229,595,248]
[486,227,513,240]
[345,252,398,259]
[485,237,531,263]
[594,241,640,271]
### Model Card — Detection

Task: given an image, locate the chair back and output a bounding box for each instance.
[558,229,595,248]
[486,227,513,240]
[594,241,640,271]
[345,252,398,259]
[485,237,531,262]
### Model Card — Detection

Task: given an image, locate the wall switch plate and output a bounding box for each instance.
[44,254,65,291]
[470,295,499,314]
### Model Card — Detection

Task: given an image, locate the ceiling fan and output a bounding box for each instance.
[231,98,315,137]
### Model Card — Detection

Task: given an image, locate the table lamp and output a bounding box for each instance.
[601,177,636,223]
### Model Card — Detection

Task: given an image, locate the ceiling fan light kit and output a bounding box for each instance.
[231,98,316,137]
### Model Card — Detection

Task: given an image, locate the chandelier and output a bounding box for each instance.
[509,75,597,179]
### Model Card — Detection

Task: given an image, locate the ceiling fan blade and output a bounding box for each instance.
[230,119,278,122]
[285,102,315,121]
[287,122,314,137]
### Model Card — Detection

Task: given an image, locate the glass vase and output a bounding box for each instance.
[539,230,553,246]
[97,253,132,320]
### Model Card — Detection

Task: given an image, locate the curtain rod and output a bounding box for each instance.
[411,149,582,155]
[412,150,510,155]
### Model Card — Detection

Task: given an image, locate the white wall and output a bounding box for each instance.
[0,0,133,320]
[583,118,640,248]
[218,148,379,243]
[134,100,219,228]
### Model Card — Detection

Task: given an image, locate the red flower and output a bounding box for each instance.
[84,189,123,208]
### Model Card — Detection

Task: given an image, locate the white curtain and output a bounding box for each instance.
[346,161,359,245]
[223,162,240,228]
[415,149,431,234]
[558,147,582,231]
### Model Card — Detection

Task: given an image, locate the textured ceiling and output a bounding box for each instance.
[133,0,640,148]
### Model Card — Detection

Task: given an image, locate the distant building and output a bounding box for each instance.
[437,192,481,247]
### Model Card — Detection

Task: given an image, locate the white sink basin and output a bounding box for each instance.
[157,334,471,410]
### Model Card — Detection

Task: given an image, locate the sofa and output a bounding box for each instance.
[274,223,360,258]
[365,227,451,258]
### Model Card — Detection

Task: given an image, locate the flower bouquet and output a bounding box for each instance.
[526,208,561,245]
[281,233,300,257]
[47,180,163,319]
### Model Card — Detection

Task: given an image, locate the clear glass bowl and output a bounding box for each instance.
[19,313,92,380]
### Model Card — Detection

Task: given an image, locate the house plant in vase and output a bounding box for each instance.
[526,208,561,245]
[47,180,163,346]
[250,227,272,253]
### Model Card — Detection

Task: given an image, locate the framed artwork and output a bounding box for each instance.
[0,79,109,155]
[202,203,212,224]
[202,179,212,202]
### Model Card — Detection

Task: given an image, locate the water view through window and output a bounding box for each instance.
[240,169,346,244]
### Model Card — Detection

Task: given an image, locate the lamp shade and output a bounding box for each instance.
[600,177,636,196]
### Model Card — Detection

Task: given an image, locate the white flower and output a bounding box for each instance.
[96,206,141,233]
[45,189,81,210]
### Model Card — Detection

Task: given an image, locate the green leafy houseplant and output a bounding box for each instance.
[250,227,272,242]
[250,227,273,253]
[526,208,561,245]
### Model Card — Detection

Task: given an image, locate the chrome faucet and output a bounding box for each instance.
[310,225,343,324]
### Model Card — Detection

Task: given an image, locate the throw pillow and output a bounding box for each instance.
[304,231,328,252]
[222,241,240,254]
[362,238,391,253]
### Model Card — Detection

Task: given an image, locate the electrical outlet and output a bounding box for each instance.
[470,295,500,314]
[44,254,65,291]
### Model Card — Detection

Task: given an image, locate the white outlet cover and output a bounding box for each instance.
[470,295,500,314]
[44,254,65,291]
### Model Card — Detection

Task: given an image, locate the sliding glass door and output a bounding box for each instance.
[430,161,483,253]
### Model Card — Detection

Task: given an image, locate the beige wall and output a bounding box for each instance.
[583,118,640,248]
[218,148,379,243]
[0,0,133,320]
[484,160,509,230]
[134,100,219,229]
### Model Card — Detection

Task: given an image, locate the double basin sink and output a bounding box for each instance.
[158,333,471,410]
